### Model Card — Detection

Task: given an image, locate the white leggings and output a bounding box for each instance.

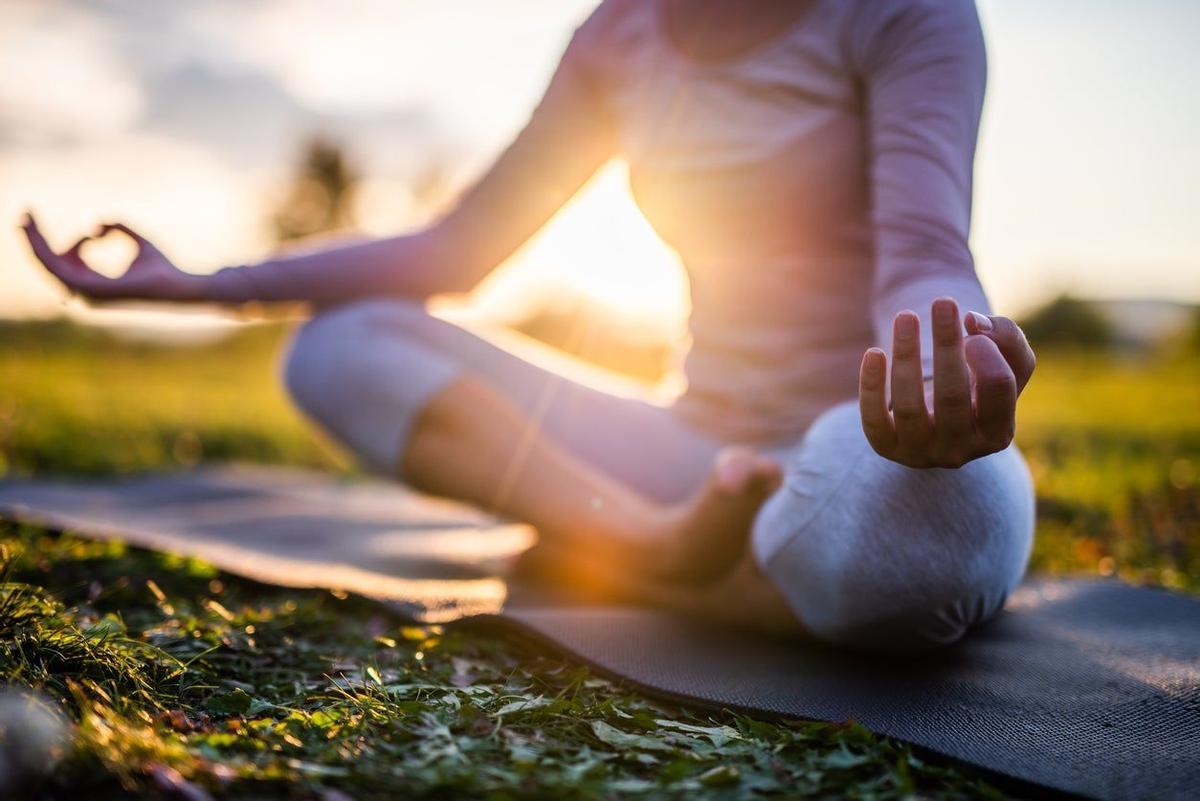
[283,300,1035,652]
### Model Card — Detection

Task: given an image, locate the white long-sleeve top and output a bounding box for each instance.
[213,0,992,444]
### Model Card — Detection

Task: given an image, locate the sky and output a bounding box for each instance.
[0,0,1197,333]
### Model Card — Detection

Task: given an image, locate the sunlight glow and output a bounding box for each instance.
[471,163,690,340]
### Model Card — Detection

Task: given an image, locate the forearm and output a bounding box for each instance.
[204,224,478,305]
[858,0,989,379]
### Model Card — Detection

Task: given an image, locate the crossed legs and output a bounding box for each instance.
[283,300,779,584]
[401,375,780,582]
[283,300,1035,651]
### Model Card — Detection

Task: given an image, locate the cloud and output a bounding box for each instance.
[142,61,309,161]
[0,4,143,147]
[141,57,446,174]
[0,0,442,174]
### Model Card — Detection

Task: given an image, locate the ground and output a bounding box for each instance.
[0,319,1197,800]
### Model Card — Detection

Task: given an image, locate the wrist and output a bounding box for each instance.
[202,266,255,303]
[175,272,215,302]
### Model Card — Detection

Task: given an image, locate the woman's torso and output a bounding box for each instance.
[583,0,879,444]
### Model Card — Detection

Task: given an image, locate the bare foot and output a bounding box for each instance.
[650,447,783,584]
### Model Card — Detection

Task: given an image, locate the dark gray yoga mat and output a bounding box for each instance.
[1,467,1197,801]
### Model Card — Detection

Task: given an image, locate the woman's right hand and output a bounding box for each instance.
[20,212,210,302]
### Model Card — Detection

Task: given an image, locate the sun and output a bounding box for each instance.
[470,162,690,342]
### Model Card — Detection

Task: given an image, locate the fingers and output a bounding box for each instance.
[931,298,973,454]
[867,303,1027,470]
[19,213,108,296]
[20,214,70,279]
[889,310,932,449]
[97,221,140,239]
[966,311,1036,391]
[62,235,93,268]
[964,334,1018,447]
[96,221,152,252]
[858,347,895,456]
[21,213,53,260]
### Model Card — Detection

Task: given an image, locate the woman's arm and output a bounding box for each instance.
[852,0,1036,468]
[24,15,617,305]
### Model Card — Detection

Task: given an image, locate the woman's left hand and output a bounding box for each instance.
[858,297,1036,469]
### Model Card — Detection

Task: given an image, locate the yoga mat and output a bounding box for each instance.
[2,467,1197,801]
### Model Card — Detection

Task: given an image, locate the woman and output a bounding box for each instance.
[23,0,1037,652]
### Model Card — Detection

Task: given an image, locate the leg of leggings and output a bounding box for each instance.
[751,401,1035,653]
[280,299,722,503]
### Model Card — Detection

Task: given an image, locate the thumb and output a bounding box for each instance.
[965,311,1036,391]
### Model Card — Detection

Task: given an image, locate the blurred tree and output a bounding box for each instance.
[1019,294,1114,349]
[271,138,358,243]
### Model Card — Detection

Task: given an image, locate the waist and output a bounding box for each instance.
[668,253,875,442]
[674,343,863,445]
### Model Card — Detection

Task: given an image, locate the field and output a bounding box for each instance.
[1,318,1197,800]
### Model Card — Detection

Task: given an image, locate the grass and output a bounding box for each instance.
[0,528,1000,800]
[1016,350,1200,591]
[1,318,1197,799]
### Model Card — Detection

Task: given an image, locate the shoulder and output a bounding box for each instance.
[851,0,982,37]
[568,0,648,52]
[559,0,655,93]
[845,0,984,72]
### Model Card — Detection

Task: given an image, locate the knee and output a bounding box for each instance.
[283,304,364,420]
[831,457,1034,652]
[282,299,426,419]
[281,299,465,475]
[754,401,1035,653]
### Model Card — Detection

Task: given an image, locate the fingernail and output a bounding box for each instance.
[967,311,993,332]
[895,312,917,339]
[864,348,883,372]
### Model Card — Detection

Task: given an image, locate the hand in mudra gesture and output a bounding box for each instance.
[859,297,1036,469]
[20,212,206,302]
